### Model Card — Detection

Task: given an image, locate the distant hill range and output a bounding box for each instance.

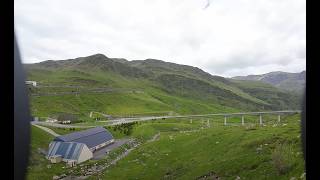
[232,71,305,94]
[24,54,303,118]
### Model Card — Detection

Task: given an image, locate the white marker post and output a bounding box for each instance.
[278,114,281,123]
[259,114,263,125]
[224,116,227,126]
[241,115,244,126]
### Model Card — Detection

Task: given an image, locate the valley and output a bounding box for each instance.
[24,54,305,180]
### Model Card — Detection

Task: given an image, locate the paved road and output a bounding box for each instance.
[32,124,61,137]
[31,87,143,97]
[31,110,301,128]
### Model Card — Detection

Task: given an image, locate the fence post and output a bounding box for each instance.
[278,114,281,123]
[224,116,227,126]
[241,115,244,125]
[259,114,263,125]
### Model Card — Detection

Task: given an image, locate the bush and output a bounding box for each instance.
[272,143,295,175]
[110,122,138,136]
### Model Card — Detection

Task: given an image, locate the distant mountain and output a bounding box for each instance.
[232,71,305,94]
[24,54,302,119]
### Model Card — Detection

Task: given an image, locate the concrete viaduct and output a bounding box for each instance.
[106,110,301,126]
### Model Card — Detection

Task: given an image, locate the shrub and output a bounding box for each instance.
[272,143,295,175]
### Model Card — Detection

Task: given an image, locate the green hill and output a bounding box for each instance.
[232,71,305,94]
[24,54,301,120]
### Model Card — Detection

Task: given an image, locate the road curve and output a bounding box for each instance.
[32,124,61,137]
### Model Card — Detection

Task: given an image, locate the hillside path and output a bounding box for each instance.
[32,124,60,137]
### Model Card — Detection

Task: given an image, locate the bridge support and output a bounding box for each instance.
[224,116,227,126]
[259,114,263,125]
[278,114,281,123]
[241,116,244,125]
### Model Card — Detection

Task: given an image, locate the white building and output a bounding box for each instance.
[25,81,37,87]
[46,118,58,123]
[47,142,93,164]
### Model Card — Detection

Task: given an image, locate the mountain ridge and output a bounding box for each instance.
[232,70,305,94]
[24,54,301,119]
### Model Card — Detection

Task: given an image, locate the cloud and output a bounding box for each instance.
[14,0,305,77]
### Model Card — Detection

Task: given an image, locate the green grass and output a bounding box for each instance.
[30,87,242,119]
[26,62,300,120]
[97,114,305,180]
[26,126,67,180]
[25,57,304,180]
[41,126,91,135]
[27,114,304,180]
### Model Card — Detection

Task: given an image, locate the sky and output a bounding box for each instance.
[14,0,306,77]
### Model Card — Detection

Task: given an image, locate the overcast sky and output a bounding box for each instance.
[14,0,305,77]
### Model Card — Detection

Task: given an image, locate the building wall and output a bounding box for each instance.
[77,144,93,163]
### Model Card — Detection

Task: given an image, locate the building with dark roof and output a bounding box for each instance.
[47,127,114,164]
[47,141,92,164]
[53,126,114,151]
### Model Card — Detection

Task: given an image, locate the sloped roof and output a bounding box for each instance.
[53,127,113,148]
[47,141,87,160]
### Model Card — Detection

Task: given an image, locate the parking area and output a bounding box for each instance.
[92,138,132,160]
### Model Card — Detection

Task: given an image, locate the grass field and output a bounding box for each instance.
[95,114,304,180]
[26,59,300,120]
[27,114,305,180]
[26,126,67,180]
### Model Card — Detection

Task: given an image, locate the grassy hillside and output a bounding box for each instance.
[92,114,304,180]
[27,126,64,180]
[24,54,301,120]
[229,79,302,110]
[232,71,305,94]
[27,114,304,180]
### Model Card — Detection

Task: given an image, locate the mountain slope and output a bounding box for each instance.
[232,71,305,94]
[24,54,301,120]
[229,79,302,110]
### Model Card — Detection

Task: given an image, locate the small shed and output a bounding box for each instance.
[48,155,62,163]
